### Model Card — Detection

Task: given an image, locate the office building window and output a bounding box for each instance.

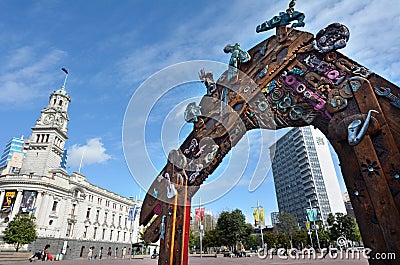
[83,226,88,238]
[51,201,58,212]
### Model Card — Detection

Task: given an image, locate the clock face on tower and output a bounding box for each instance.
[43,114,55,125]
[55,114,65,127]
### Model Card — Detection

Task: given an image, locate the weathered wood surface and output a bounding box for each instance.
[139,26,400,265]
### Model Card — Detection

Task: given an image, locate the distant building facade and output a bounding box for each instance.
[342,192,355,218]
[190,210,216,232]
[270,212,280,227]
[0,136,27,175]
[270,127,346,227]
[0,75,144,259]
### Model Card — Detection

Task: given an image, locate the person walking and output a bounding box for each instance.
[115,247,119,259]
[107,247,112,259]
[122,247,126,259]
[98,247,103,260]
[87,247,93,260]
[323,242,333,258]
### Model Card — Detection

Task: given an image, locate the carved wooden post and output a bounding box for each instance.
[139,19,400,265]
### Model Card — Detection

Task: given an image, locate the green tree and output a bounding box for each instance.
[215,209,250,249]
[263,231,277,248]
[189,228,199,250]
[318,228,331,246]
[241,223,255,245]
[276,233,290,248]
[292,228,308,248]
[4,214,37,252]
[243,234,262,250]
[351,223,362,243]
[202,229,220,248]
[138,231,150,254]
[276,213,298,248]
[310,225,331,248]
[327,213,361,243]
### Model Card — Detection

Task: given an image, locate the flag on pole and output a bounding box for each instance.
[253,208,260,226]
[133,206,141,221]
[306,209,318,222]
[195,207,205,221]
[306,221,311,230]
[259,207,265,227]
[61,67,69,74]
[128,206,135,221]
[253,207,265,227]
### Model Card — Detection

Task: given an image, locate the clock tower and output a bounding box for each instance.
[20,69,71,177]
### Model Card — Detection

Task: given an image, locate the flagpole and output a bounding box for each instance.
[129,204,136,259]
[308,199,320,249]
[252,200,265,250]
[257,200,265,248]
[62,72,68,89]
[199,197,203,258]
[78,149,85,174]
[61,67,69,89]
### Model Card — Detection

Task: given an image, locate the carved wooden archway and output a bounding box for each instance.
[139,16,400,265]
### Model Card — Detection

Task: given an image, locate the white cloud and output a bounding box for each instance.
[67,138,112,168]
[114,0,400,92]
[0,46,67,106]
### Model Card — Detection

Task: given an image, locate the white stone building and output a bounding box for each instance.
[0,74,144,259]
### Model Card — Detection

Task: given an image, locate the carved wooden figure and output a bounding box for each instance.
[139,22,399,265]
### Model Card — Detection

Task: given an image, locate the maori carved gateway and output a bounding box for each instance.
[139,3,400,265]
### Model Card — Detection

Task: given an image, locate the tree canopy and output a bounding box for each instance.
[202,229,220,248]
[4,214,37,251]
[327,213,361,242]
[275,212,298,248]
[292,228,308,248]
[263,231,277,248]
[215,209,251,248]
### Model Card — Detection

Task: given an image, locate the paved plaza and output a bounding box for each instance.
[7,255,369,265]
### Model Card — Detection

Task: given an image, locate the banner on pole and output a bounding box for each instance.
[195,207,205,221]
[128,205,140,221]
[253,207,265,228]
[306,208,318,222]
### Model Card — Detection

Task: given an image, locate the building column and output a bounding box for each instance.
[37,192,50,227]
[0,190,5,207]
[10,189,23,219]
[0,190,5,222]
[34,191,44,219]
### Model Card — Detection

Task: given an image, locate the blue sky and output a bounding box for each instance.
[1,0,399,225]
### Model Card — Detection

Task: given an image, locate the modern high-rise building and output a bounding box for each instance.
[270,126,346,227]
[0,136,27,175]
[270,212,280,227]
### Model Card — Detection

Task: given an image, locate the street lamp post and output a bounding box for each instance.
[306,222,313,247]
[129,203,137,259]
[199,197,203,259]
[308,199,321,250]
[252,200,265,248]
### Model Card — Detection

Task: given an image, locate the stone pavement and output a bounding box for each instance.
[6,255,369,265]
